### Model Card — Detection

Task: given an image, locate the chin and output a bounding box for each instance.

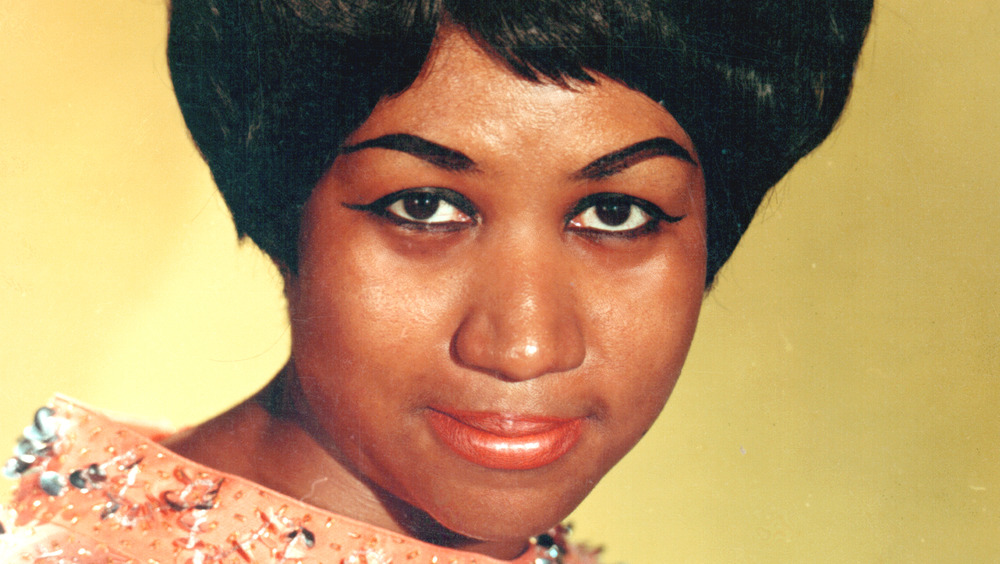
[404,463,601,545]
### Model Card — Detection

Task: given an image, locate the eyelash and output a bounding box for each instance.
[344,187,477,231]
[344,188,683,237]
[564,192,684,238]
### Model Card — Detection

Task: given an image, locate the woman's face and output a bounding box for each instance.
[287,30,706,548]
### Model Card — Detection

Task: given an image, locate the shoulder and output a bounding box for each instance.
[0,398,168,562]
[0,511,134,562]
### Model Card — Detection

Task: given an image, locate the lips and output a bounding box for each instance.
[427,408,583,470]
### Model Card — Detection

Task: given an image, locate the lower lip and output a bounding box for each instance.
[427,409,583,470]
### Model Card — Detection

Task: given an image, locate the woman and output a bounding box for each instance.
[1,1,872,562]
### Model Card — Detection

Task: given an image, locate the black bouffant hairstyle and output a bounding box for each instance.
[168,0,873,286]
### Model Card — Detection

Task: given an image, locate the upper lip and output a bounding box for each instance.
[429,408,581,437]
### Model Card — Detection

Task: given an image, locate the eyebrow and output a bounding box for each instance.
[573,137,696,180]
[339,134,477,173]
[339,133,696,179]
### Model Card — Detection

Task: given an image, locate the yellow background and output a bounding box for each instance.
[1,1,997,561]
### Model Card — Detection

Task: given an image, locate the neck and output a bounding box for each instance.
[162,363,532,561]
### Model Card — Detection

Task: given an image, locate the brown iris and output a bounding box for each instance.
[595,202,631,226]
[403,193,440,220]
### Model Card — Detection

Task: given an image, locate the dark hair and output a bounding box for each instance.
[168,0,873,286]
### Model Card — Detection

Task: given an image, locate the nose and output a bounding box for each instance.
[451,234,586,382]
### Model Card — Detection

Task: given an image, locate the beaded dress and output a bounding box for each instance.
[1,396,601,563]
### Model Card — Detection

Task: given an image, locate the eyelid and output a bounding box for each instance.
[343,187,479,225]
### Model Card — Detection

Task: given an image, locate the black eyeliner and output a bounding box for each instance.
[563,192,685,225]
[342,187,478,227]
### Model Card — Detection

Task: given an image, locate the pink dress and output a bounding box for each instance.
[1,396,601,563]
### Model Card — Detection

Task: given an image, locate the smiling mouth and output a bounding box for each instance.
[427,408,583,470]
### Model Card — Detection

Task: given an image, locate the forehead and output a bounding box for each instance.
[344,29,698,166]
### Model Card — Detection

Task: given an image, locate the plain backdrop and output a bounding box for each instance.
[1,1,998,561]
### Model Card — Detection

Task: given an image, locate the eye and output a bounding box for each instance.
[571,201,650,232]
[566,193,683,237]
[344,188,477,230]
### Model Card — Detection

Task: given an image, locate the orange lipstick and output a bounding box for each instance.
[428,409,583,470]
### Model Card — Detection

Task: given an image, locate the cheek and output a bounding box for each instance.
[581,246,705,426]
[290,229,468,386]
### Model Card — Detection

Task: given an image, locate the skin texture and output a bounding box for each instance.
[165,29,707,560]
